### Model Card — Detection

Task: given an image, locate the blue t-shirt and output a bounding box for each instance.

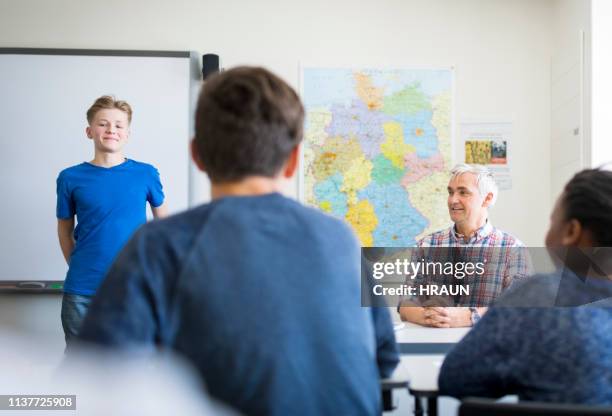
[56,159,164,295]
[78,193,399,415]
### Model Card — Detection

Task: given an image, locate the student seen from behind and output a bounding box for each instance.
[56,96,167,345]
[77,67,399,416]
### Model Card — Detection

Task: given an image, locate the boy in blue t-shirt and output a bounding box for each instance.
[56,95,167,344]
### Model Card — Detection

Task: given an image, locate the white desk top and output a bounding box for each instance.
[384,322,468,393]
[394,321,470,344]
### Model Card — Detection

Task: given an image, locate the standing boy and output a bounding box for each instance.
[56,96,167,344]
[78,68,399,415]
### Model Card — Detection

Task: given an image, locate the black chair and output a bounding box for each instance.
[458,398,612,416]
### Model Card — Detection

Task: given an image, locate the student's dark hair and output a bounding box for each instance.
[562,167,612,246]
[193,66,304,183]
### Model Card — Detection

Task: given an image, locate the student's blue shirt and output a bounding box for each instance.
[78,193,399,416]
[56,159,164,296]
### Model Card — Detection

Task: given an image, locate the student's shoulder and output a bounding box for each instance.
[494,272,561,307]
[142,204,209,237]
[281,196,357,237]
[126,159,159,174]
[57,163,89,182]
[130,205,212,259]
[480,273,574,338]
[467,274,562,334]
[242,194,361,251]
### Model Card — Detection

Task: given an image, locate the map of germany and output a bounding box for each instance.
[301,68,453,246]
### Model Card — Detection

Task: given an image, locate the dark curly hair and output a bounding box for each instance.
[562,167,612,246]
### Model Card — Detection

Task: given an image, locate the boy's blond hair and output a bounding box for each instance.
[86,95,133,124]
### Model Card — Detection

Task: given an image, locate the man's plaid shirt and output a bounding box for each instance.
[400,221,531,307]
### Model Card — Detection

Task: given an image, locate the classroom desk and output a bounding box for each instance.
[394,321,470,354]
[391,322,470,415]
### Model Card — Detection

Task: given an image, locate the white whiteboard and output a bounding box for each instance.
[0,49,198,281]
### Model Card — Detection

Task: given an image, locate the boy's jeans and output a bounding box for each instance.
[61,293,93,345]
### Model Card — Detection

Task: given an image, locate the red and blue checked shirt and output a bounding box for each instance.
[402,221,531,307]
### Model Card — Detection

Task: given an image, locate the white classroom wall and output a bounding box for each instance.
[591,0,612,168]
[550,0,591,204]
[1,0,555,246]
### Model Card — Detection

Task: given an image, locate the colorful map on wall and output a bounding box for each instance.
[301,68,453,246]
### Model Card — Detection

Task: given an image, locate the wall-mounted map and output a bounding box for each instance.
[301,67,453,246]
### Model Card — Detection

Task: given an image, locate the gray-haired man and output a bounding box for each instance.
[398,164,530,327]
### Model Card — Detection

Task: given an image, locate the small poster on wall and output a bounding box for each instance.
[460,121,512,190]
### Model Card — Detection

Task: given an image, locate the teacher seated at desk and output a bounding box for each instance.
[398,164,530,328]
